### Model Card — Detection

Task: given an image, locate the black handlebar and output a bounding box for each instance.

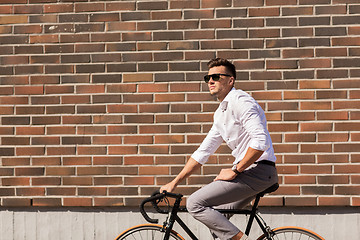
[139,191,183,224]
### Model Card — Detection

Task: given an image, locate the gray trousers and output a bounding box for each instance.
[186,163,278,240]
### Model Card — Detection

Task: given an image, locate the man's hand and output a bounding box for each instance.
[160,181,176,193]
[214,168,238,181]
[160,157,202,193]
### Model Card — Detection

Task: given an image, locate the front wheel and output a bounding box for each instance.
[257,226,325,240]
[115,224,185,240]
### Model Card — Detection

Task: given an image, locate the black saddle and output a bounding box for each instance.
[257,183,279,197]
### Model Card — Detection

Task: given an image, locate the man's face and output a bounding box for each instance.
[206,66,234,101]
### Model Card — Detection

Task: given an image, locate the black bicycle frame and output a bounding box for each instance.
[140,189,277,240]
[162,194,272,240]
[163,196,199,240]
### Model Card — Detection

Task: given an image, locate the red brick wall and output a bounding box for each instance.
[0,0,359,207]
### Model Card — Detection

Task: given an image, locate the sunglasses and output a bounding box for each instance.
[204,73,232,83]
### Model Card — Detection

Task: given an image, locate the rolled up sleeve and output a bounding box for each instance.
[191,126,223,165]
[238,101,270,152]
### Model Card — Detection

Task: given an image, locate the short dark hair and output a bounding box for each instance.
[207,58,236,80]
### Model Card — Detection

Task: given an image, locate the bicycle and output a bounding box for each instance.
[115,183,325,240]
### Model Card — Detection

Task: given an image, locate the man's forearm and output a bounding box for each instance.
[235,147,264,173]
[171,157,202,187]
[160,157,202,193]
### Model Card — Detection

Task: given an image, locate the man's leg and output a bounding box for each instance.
[187,164,278,240]
[209,195,255,239]
[187,179,256,240]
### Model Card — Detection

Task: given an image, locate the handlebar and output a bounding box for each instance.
[139,191,183,224]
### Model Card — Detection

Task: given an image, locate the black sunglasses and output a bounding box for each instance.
[204,73,232,83]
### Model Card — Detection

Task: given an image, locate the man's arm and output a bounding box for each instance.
[160,157,202,193]
[214,147,264,181]
[160,124,223,192]
[233,147,264,172]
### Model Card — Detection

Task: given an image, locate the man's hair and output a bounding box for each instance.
[207,58,236,80]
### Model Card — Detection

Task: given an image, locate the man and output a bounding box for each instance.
[160,58,278,240]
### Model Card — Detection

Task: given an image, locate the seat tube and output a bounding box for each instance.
[245,196,261,236]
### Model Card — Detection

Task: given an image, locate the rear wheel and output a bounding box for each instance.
[257,226,324,240]
[115,224,185,240]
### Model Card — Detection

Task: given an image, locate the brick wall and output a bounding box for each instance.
[0,0,359,208]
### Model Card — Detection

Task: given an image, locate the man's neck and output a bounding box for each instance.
[217,88,233,102]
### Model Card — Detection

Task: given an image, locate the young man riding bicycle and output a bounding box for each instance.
[160,58,278,240]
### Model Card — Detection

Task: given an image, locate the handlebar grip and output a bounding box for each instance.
[139,192,164,223]
[140,202,158,223]
[139,191,184,224]
[150,191,168,214]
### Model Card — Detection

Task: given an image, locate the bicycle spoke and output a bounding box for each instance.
[258,227,323,240]
[115,224,183,240]
[271,231,319,240]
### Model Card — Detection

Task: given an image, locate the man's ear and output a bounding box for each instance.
[228,77,234,86]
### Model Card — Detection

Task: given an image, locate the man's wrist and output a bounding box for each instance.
[231,165,240,175]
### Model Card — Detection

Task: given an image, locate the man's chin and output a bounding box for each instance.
[209,89,217,96]
[209,91,219,100]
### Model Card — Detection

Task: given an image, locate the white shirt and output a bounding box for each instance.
[191,88,276,165]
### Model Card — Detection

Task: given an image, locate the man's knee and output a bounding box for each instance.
[186,193,202,215]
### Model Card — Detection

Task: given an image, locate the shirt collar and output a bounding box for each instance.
[219,87,236,111]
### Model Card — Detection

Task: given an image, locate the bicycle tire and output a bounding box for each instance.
[257,226,325,240]
[115,224,185,240]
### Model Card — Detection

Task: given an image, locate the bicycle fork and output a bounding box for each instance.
[161,196,198,240]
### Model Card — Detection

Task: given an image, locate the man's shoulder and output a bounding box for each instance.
[228,89,253,102]
[226,89,260,115]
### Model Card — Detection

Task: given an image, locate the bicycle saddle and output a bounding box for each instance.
[257,183,279,197]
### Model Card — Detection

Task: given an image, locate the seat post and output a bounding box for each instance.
[244,194,261,236]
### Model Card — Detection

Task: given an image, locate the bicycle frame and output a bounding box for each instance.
[119,183,324,240]
[140,191,274,240]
